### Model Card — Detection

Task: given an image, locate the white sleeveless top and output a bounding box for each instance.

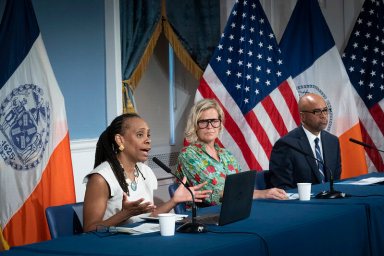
[84,161,158,224]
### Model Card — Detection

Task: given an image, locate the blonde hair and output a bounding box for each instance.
[184,98,224,144]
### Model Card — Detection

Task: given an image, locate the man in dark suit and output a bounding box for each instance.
[269,93,341,189]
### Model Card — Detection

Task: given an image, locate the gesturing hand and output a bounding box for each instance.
[121,193,156,217]
[173,177,212,203]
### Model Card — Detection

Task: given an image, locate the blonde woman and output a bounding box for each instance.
[177,99,287,206]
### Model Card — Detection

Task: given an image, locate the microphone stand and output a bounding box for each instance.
[315,172,345,199]
[280,141,346,199]
[152,157,207,233]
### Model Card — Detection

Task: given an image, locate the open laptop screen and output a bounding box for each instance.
[197,170,256,226]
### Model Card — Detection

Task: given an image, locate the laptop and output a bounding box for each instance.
[196,170,256,226]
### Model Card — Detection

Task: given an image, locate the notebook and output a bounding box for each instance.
[196,170,256,226]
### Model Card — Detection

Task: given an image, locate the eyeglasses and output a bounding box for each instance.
[197,119,221,129]
[301,108,331,116]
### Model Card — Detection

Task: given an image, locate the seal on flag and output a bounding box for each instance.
[0,84,50,170]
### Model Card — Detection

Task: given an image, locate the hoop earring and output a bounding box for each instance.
[118,144,124,151]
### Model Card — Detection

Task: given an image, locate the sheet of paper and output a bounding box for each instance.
[286,193,314,200]
[337,177,384,185]
[286,193,299,200]
[112,223,160,235]
[140,214,188,222]
[130,223,160,233]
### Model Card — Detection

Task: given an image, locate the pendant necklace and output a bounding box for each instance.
[130,166,139,191]
[121,164,139,191]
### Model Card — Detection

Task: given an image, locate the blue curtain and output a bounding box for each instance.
[164,0,220,79]
[120,0,220,111]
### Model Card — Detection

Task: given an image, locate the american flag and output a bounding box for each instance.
[196,0,299,170]
[342,0,384,172]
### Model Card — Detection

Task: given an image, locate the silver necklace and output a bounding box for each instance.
[129,166,139,191]
[121,164,139,191]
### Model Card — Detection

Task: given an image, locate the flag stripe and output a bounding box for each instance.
[200,65,271,169]
[261,95,288,137]
[339,125,368,179]
[277,79,301,126]
[3,133,74,245]
[369,104,384,135]
[0,0,39,88]
[354,96,384,171]
[244,109,273,159]
[278,0,334,79]
[360,122,384,172]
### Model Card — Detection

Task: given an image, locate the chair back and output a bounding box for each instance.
[168,183,186,214]
[45,202,83,239]
[255,170,271,190]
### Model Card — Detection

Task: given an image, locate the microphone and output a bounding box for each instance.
[152,157,207,233]
[349,138,384,153]
[279,140,346,199]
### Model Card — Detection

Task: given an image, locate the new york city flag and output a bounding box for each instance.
[0,0,75,246]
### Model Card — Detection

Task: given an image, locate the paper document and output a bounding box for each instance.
[111,223,160,235]
[140,214,188,222]
[337,177,384,185]
[286,193,314,200]
[286,193,299,200]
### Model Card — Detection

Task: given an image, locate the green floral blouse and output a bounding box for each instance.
[176,142,240,205]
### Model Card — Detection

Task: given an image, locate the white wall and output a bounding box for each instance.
[71,0,365,202]
[70,139,97,202]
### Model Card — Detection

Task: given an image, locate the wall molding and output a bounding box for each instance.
[70,139,97,202]
[70,138,98,152]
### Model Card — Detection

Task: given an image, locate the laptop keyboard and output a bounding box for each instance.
[196,214,220,225]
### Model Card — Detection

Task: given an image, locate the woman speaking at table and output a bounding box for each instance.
[177,99,287,206]
[82,113,210,232]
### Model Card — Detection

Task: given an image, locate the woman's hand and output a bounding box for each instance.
[121,193,156,219]
[173,177,212,203]
[253,188,288,200]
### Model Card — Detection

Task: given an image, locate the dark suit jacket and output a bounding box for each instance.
[269,126,341,190]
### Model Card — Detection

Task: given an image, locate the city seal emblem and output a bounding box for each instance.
[0,84,50,170]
